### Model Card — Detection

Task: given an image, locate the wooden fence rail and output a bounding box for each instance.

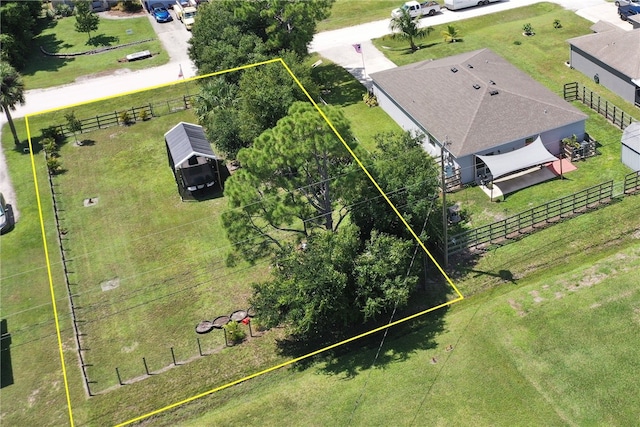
[43,95,196,138]
[563,82,636,130]
[448,180,615,255]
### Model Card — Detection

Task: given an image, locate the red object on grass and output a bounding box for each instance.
[241,318,250,325]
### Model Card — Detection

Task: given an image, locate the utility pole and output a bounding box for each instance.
[440,139,451,269]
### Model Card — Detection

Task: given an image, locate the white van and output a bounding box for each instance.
[444,0,501,11]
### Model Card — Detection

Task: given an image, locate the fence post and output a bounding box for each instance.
[131,107,137,122]
[143,357,150,375]
[149,103,154,117]
[96,115,101,129]
[116,367,124,386]
[171,347,177,366]
[621,111,625,129]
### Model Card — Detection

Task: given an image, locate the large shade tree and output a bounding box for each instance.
[0,61,26,146]
[222,101,357,262]
[347,131,440,241]
[189,0,333,74]
[388,8,433,52]
[250,224,420,340]
[0,1,40,69]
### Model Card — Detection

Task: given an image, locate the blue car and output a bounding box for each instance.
[619,4,640,21]
[151,3,172,23]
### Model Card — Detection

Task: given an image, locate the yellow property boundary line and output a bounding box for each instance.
[26,58,464,427]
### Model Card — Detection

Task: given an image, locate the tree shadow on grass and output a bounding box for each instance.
[86,34,120,47]
[312,62,367,107]
[23,33,74,76]
[276,267,452,378]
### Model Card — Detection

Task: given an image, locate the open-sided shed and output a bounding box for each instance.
[165,122,221,195]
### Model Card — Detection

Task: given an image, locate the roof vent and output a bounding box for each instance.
[473,84,481,90]
[490,90,499,96]
[467,64,474,69]
[451,67,458,73]
[489,80,496,85]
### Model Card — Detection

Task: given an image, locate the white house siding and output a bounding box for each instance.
[570,47,638,105]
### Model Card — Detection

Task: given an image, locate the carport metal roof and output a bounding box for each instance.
[476,136,558,180]
[164,122,218,169]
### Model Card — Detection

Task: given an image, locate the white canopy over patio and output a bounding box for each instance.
[476,136,558,180]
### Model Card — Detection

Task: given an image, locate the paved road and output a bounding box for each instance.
[0,0,625,220]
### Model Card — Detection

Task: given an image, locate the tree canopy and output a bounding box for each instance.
[0,61,26,146]
[195,56,318,159]
[388,8,433,52]
[189,0,334,74]
[222,101,357,262]
[0,1,40,69]
[250,224,420,339]
[74,0,100,42]
[347,131,441,241]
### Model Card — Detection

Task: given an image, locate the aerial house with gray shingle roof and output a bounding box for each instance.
[369,48,588,186]
[567,27,640,107]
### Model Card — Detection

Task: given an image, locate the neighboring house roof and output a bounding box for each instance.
[164,122,218,169]
[622,121,640,153]
[589,20,620,33]
[370,49,587,158]
[568,28,640,80]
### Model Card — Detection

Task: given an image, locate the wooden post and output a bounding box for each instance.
[116,367,124,386]
[143,357,150,375]
[196,338,203,356]
[171,347,177,366]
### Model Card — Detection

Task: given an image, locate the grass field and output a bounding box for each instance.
[2,3,640,426]
[166,195,640,426]
[22,12,166,89]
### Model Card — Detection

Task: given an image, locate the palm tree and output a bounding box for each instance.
[0,61,26,146]
[442,25,462,43]
[389,9,433,52]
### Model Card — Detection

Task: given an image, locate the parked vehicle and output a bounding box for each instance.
[443,0,501,11]
[615,0,639,7]
[391,1,440,18]
[0,192,13,234]
[174,0,197,30]
[619,3,640,20]
[151,3,172,23]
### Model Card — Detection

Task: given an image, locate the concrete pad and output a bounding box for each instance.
[479,165,559,201]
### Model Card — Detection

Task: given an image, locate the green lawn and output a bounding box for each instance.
[170,194,640,426]
[317,0,398,32]
[22,13,166,89]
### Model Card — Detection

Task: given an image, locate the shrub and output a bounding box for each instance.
[523,23,535,36]
[41,125,63,143]
[54,3,74,17]
[553,19,562,29]
[139,109,150,121]
[363,91,378,108]
[223,321,246,344]
[42,137,58,156]
[47,156,63,175]
[118,110,132,125]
